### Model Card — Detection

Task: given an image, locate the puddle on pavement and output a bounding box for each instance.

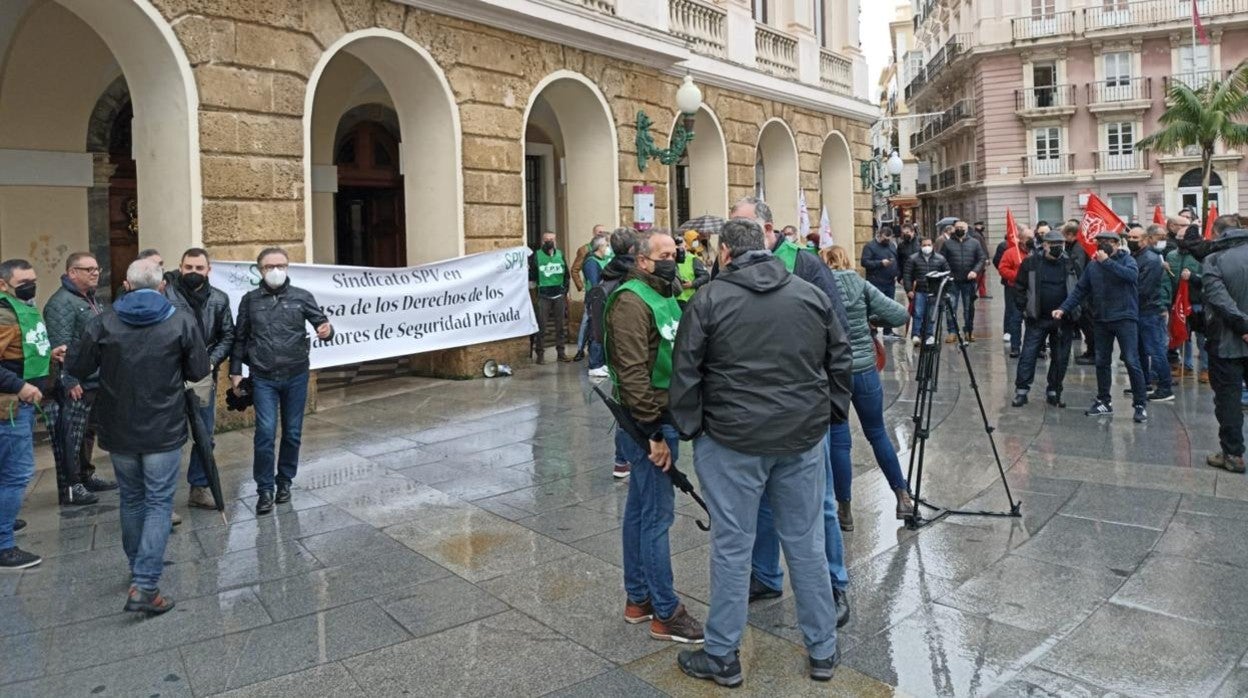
[437,531,516,567]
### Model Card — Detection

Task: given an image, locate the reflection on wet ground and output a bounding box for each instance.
[3,295,1245,696]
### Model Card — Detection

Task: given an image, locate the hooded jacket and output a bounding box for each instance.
[1202,229,1248,360]
[668,251,853,455]
[68,289,209,454]
[833,270,909,373]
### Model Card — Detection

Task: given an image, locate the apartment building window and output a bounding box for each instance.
[1178,43,1214,87]
[1103,51,1133,100]
[1032,0,1056,18]
[1034,127,1062,175]
[1106,122,1136,170]
[1109,194,1136,221]
[753,0,768,24]
[1033,61,1057,107]
[1036,196,1064,224]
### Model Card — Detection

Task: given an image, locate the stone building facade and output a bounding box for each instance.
[0,0,877,379]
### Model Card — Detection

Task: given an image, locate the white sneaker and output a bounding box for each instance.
[587,367,610,378]
[911,336,921,347]
[1002,333,1011,344]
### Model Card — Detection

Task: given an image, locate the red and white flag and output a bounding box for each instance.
[1193,0,1210,45]
[1169,278,1192,351]
[1079,194,1125,259]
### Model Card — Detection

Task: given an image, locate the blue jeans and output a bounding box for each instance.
[828,369,908,500]
[1014,318,1072,396]
[699,434,837,660]
[1184,331,1209,372]
[1138,311,1172,393]
[0,403,36,550]
[186,385,216,487]
[613,428,628,466]
[252,373,310,494]
[588,340,605,370]
[911,291,932,339]
[111,449,181,590]
[752,432,848,592]
[1094,319,1147,406]
[946,280,978,335]
[620,424,680,619]
[1003,286,1022,351]
[576,309,590,351]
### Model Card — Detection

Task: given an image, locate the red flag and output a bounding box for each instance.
[1169,278,1192,351]
[1005,208,1019,248]
[1193,0,1209,45]
[1079,194,1125,259]
[1204,202,1218,240]
[1153,205,1165,225]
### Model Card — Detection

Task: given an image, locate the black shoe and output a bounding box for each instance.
[809,649,841,682]
[59,483,99,506]
[13,519,25,532]
[1046,393,1065,408]
[678,649,743,688]
[1075,355,1095,366]
[1038,352,1047,361]
[572,350,585,362]
[256,491,275,515]
[833,587,850,628]
[748,576,782,603]
[82,476,118,492]
[124,586,175,614]
[1008,349,1020,358]
[1147,390,1176,403]
[1085,400,1113,416]
[0,546,42,570]
[275,483,291,504]
[1011,394,1028,407]
[1134,405,1148,423]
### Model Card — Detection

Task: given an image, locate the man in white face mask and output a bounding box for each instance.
[229,248,333,515]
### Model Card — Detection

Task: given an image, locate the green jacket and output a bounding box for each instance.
[832,269,909,373]
[44,276,108,389]
[1163,248,1203,307]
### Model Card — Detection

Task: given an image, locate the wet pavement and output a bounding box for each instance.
[3,295,1246,697]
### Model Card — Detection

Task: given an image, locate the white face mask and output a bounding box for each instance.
[263,268,287,287]
[785,233,799,244]
[921,245,933,255]
[1154,241,1167,252]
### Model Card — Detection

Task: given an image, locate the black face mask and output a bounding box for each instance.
[13,281,36,302]
[675,249,687,264]
[954,230,966,239]
[542,242,555,253]
[181,272,207,290]
[1126,240,1141,253]
[1098,242,1116,255]
[650,259,678,283]
[1047,245,1062,259]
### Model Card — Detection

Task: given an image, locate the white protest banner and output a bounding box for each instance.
[212,247,538,370]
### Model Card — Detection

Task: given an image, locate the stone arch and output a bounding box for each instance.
[668,104,728,226]
[820,130,854,250]
[756,118,799,230]
[0,0,200,300]
[521,70,619,254]
[305,29,463,265]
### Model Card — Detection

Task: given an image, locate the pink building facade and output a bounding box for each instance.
[905,0,1248,239]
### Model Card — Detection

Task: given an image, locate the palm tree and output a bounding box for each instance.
[1137,60,1248,223]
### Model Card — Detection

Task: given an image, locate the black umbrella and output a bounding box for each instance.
[592,385,709,531]
[184,388,227,524]
[678,215,727,238]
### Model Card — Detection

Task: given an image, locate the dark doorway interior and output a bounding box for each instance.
[334,119,405,267]
[107,101,137,298]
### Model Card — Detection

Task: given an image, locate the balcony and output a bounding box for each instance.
[669,0,727,58]
[1095,150,1151,178]
[904,34,972,106]
[1023,153,1074,180]
[820,49,853,96]
[1164,70,1230,91]
[912,99,974,154]
[958,161,976,187]
[1015,85,1077,117]
[755,23,797,78]
[1012,11,1076,41]
[560,0,616,14]
[1086,0,1242,33]
[1087,77,1152,111]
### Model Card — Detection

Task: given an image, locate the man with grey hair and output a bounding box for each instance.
[670,217,852,686]
[69,259,208,612]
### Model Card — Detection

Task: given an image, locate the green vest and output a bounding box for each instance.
[536,249,566,288]
[0,293,50,380]
[605,278,682,392]
[676,255,697,302]
[774,240,803,273]
[591,255,611,271]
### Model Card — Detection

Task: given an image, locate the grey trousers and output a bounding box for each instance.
[535,294,567,356]
[693,434,837,660]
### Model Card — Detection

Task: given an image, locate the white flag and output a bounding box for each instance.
[818,206,834,249]
[798,190,810,236]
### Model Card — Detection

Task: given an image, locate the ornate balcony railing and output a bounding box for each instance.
[669,0,727,58]
[755,23,798,77]
[1088,77,1151,104]
[1015,84,1077,110]
[560,0,616,14]
[1024,153,1073,177]
[1012,11,1075,40]
[1164,70,1229,91]
[820,49,853,96]
[1096,150,1149,172]
[1086,0,1241,32]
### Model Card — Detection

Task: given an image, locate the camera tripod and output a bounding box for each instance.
[904,272,1022,530]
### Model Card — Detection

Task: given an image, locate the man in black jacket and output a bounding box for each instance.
[1012,230,1080,407]
[895,224,919,281]
[669,218,852,687]
[592,227,640,479]
[1202,227,1248,473]
[230,247,333,515]
[860,229,900,339]
[164,248,234,509]
[941,221,987,342]
[69,259,208,614]
[902,238,950,345]
[1129,225,1174,402]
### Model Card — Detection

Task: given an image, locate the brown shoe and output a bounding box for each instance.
[894,488,915,519]
[650,604,704,643]
[837,500,854,532]
[624,598,654,624]
[1199,370,1210,384]
[966,335,976,343]
[1207,452,1247,473]
[188,486,216,510]
[557,352,572,363]
[945,334,958,344]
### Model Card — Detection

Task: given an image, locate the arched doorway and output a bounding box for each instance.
[333,109,405,267]
[668,106,729,228]
[820,132,855,251]
[522,72,619,255]
[0,0,198,304]
[756,119,799,230]
[306,30,461,265]
[1178,168,1222,216]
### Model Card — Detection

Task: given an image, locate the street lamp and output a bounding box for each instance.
[635,75,703,172]
[887,150,904,177]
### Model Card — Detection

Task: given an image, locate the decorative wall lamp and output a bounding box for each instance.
[859,150,905,195]
[635,75,703,172]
